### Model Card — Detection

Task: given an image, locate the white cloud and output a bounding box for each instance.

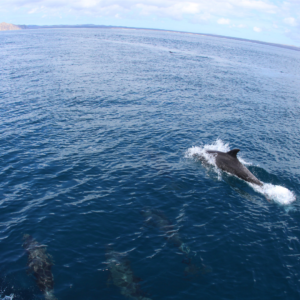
[283,17,297,26]
[180,2,200,14]
[231,0,276,13]
[192,12,211,24]
[28,7,38,13]
[2,0,300,45]
[218,18,230,25]
[120,2,202,20]
[4,0,278,19]
[76,0,98,9]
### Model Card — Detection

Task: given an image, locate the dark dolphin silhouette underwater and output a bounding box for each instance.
[206,148,263,186]
[105,247,152,300]
[23,234,57,300]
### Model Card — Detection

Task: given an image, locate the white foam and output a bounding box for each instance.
[185,139,232,180]
[185,139,229,166]
[186,139,296,205]
[251,183,296,205]
[185,139,229,158]
[185,139,253,166]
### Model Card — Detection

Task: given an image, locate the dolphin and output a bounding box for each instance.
[22,234,57,300]
[105,247,152,300]
[1,295,14,300]
[141,208,212,276]
[141,207,190,255]
[206,149,263,186]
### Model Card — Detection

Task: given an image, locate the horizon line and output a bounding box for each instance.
[13,23,300,52]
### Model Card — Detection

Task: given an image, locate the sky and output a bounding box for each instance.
[1,0,300,46]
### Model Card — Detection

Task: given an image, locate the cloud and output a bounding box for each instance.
[76,0,99,9]
[2,0,281,19]
[253,26,262,32]
[135,2,202,20]
[28,7,38,13]
[283,17,297,26]
[180,2,200,14]
[192,12,211,24]
[218,18,230,25]
[232,0,276,13]
[2,0,300,45]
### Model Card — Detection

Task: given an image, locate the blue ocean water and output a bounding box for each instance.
[0,28,300,300]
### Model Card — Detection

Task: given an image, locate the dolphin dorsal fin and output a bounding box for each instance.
[227,149,240,158]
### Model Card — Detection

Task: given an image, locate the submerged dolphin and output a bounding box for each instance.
[1,295,14,300]
[105,247,152,300]
[22,234,57,300]
[141,208,190,255]
[206,149,263,186]
[141,208,212,276]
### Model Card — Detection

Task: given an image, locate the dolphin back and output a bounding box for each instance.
[106,249,153,300]
[206,149,263,186]
[23,235,57,299]
[226,149,240,157]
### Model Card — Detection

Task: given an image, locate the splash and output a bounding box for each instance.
[186,139,296,205]
[251,183,296,205]
[185,139,229,163]
[185,139,251,166]
[185,139,228,180]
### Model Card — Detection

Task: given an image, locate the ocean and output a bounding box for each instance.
[0,28,300,300]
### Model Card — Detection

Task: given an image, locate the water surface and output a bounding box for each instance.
[1,28,300,300]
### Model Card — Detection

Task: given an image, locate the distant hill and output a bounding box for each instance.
[18,24,111,29]
[0,22,22,31]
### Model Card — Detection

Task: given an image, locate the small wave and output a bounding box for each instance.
[186,139,296,205]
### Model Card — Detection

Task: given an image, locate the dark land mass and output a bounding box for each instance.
[10,23,300,52]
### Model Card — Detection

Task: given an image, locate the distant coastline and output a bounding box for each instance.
[2,22,300,52]
[0,22,22,31]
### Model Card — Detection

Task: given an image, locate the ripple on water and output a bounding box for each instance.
[0,28,300,300]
